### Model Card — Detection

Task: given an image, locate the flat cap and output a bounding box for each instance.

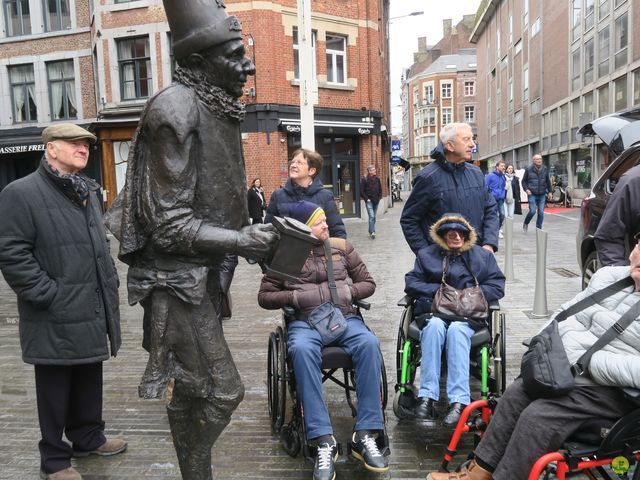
[42,123,97,145]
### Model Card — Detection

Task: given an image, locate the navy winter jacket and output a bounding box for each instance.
[264,177,347,238]
[400,143,499,253]
[522,164,552,195]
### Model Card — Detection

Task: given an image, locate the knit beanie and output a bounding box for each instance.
[288,201,325,227]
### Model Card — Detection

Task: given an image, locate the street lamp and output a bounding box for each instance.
[389,10,424,21]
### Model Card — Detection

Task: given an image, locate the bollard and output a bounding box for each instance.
[504,217,514,281]
[531,227,549,317]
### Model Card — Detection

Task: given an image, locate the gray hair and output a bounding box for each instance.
[366,165,375,173]
[439,122,472,144]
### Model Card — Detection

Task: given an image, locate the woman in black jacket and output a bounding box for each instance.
[247,177,266,224]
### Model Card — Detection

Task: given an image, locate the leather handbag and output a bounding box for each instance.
[431,256,488,323]
[306,240,347,346]
[521,276,638,399]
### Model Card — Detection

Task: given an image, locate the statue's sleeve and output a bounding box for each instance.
[141,92,203,256]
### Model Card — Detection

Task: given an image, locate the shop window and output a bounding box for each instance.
[326,34,346,85]
[3,0,31,36]
[43,0,71,32]
[117,36,152,100]
[9,64,37,123]
[47,60,77,120]
[292,27,317,80]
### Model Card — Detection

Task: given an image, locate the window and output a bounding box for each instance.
[441,81,452,99]
[117,36,152,100]
[47,60,77,120]
[325,34,346,85]
[634,69,640,106]
[514,109,523,124]
[584,37,594,84]
[614,12,628,70]
[442,107,452,125]
[425,107,436,126]
[423,84,435,103]
[523,0,529,25]
[464,81,475,96]
[514,39,522,55]
[614,75,627,111]
[584,91,594,114]
[523,66,529,100]
[422,135,436,155]
[531,17,541,36]
[413,86,419,106]
[43,0,71,32]
[293,27,317,80]
[509,14,513,44]
[572,1,581,42]
[598,0,609,20]
[571,48,581,90]
[168,33,176,75]
[571,98,580,126]
[598,84,609,115]
[9,64,37,123]
[598,26,610,78]
[3,0,31,36]
[464,105,475,123]
[496,28,500,58]
[508,78,514,107]
[584,0,595,30]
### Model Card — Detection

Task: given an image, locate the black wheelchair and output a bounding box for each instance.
[266,301,390,464]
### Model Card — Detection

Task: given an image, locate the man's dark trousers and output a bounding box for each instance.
[35,362,106,474]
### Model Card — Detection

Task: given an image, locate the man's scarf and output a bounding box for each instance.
[44,160,89,205]
[174,66,246,122]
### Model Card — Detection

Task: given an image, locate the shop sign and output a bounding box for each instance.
[0,144,45,155]
[357,128,371,135]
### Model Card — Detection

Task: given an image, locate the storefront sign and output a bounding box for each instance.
[0,144,45,155]
[357,128,371,135]
[286,125,301,133]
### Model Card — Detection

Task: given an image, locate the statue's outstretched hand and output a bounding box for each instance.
[235,223,279,261]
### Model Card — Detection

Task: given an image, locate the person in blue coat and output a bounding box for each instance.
[402,213,505,428]
[400,123,499,254]
[265,148,347,238]
[485,159,507,237]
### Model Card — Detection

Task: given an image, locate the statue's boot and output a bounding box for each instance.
[167,406,229,480]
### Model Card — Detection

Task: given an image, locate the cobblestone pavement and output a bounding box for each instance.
[0,201,587,479]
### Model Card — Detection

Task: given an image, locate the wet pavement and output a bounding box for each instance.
[0,200,586,479]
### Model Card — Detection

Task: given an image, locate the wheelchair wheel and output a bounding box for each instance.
[499,313,507,394]
[380,351,388,410]
[267,332,278,425]
[273,326,287,432]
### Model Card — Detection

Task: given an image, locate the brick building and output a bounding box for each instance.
[400,16,480,176]
[471,0,640,201]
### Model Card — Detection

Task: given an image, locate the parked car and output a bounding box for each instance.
[576,107,640,289]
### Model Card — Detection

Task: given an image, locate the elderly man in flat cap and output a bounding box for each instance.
[0,123,125,480]
[104,1,278,478]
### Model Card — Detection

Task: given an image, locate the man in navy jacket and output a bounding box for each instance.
[522,154,552,232]
[400,123,499,254]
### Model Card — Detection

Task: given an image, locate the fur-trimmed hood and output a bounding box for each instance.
[429,213,477,253]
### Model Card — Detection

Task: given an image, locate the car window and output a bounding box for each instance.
[606,150,640,194]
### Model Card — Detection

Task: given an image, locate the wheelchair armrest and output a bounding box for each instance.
[354,299,370,310]
[397,294,413,307]
[488,300,500,311]
[282,306,296,322]
[522,337,531,347]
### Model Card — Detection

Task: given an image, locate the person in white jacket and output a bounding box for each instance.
[427,233,640,480]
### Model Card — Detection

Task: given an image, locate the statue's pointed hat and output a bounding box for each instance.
[163,0,243,60]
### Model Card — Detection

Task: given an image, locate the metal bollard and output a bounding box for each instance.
[531,227,549,317]
[504,217,514,281]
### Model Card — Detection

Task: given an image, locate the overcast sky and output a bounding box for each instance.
[389,0,481,134]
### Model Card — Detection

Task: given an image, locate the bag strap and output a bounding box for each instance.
[555,276,634,322]
[441,255,480,287]
[323,240,340,305]
[572,297,640,376]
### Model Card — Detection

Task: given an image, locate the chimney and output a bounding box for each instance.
[417,36,427,52]
[443,19,452,37]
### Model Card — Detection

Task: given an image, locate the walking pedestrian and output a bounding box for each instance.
[503,164,522,219]
[401,122,499,254]
[485,159,506,238]
[522,154,552,232]
[361,165,382,239]
[247,177,266,224]
[0,124,126,480]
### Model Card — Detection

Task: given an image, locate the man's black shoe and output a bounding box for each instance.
[350,431,389,473]
[414,397,437,425]
[442,402,466,428]
[313,438,338,480]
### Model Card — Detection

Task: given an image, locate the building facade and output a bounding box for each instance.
[0,0,391,218]
[471,0,640,201]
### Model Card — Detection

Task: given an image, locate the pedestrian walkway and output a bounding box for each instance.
[0,202,584,479]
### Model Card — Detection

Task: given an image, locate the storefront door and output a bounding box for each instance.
[333,156,358,216]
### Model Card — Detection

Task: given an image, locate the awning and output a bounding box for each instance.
[279,118,376,135]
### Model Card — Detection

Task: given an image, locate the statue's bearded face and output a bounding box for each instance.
[200,39,255,98]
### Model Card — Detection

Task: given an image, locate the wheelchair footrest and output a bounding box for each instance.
[562,441,599,459]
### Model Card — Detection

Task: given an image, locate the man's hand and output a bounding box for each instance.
[547,193,553,200]
[235,223,279,261]
[526,189,532,196]
[482,244,495,253]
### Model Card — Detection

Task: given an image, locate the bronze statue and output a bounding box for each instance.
[105,1,278,478]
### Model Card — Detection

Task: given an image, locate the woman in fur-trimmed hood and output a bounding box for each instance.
[402,213,505,427]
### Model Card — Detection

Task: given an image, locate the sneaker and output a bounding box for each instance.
[442,402,466,428]
[523,223,528,233]
[313,438,338,480]
[370,232,376,239]
[40,467,82,480]
[73,438,127,457]
[414,397,437,425]
[351,431,389,473]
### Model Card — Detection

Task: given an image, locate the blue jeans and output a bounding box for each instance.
[524,193,546,229]
[365,200,378,234]
[495,198,505,228]
[418,317,475,404]
[287,315,384,439]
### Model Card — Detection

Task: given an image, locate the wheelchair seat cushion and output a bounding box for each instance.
[566,417,615,446]
[321,346,353,370]
[407,317,491,349]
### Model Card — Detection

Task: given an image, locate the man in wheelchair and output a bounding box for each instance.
[402,214,505,427]
[258,201,388,479]
[427,232,640,480]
